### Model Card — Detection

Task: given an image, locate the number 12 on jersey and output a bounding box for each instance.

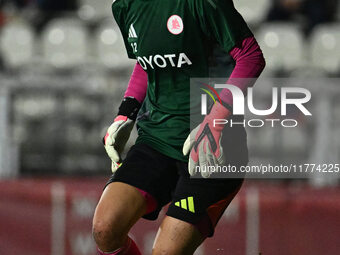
[131,42,137,53]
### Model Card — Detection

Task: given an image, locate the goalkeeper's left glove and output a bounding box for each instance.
[182,102,231,178]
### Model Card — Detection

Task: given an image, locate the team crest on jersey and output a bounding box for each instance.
[167,15,183,35]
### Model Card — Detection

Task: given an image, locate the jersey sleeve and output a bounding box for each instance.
[112,0,136,59]
[193,0,253,53]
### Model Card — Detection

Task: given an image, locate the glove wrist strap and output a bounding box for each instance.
[114,115,128,122]
[117,97,141,121]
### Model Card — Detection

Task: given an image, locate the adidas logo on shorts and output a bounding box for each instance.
[174,196,195,213]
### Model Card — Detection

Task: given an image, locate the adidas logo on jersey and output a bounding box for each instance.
[128,24,138,38]
[174,196,195,213]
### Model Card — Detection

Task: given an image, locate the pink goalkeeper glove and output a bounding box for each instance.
[182,102,231,178]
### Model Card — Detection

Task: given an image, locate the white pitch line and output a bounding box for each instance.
[246,187,260,255]
[51,182,66,255]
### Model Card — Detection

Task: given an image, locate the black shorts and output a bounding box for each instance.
[107,126,248,237]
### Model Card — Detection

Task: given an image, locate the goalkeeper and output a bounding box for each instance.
[93,0,265,254]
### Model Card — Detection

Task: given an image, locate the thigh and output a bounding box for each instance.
[152,216,204,255]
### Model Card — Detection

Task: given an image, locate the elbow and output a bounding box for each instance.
[259,53,266,72]
[252,47,266,75]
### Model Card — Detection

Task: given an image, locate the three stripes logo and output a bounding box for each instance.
[174,196,195,213]
[128,23,138,38]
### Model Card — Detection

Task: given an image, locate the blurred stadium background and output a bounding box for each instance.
[0,0,339,254]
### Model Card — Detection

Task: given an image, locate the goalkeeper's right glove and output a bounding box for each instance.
[103,97,141,173]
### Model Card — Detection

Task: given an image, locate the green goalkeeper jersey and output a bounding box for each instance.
[112,0,252,161]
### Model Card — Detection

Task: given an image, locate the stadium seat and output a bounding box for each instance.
[256,23,305,73]
[247,125,275,153]
[94,20,135,69]
[0,21,35,69]
[41,18,89,69]
[310,24,340,74]
[334,101,340,124]
[234,0,271,26]
[282,127,307,154]
[332,101,340,162]
[14,94,57,121]
[78,0,112,22]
